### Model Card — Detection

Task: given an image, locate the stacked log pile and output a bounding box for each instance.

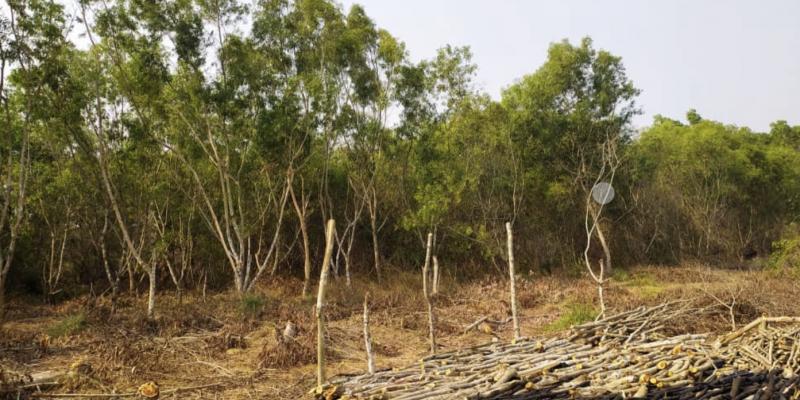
[317,304,800,399]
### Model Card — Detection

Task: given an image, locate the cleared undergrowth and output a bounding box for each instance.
[1,264,798,399]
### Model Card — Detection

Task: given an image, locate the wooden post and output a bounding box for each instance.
[432,256,440,295]
[506,222,520,341]
[316,219,336,390]
[363,292,375,374]
[422,232,436,354]
[597,259,606,320]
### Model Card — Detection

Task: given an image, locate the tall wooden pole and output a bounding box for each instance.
[363,292,376,374]
[422,232,436,354]
[316,219,336,390]
[506,222,520,341]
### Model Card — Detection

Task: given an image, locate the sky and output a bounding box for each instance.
[339,0,800,132]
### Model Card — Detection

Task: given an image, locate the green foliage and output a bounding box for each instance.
[617,272,664,299]
[768,225,800,271]
[627,116,800,262]
[610,269,631,282]
[46,313,86,337]
[1,0,799,309]
[239,294,266,319]
[544,303,597,332]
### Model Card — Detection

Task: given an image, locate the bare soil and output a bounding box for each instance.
[1,264,798,399]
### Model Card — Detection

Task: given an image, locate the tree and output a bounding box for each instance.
[343,25,406,281]
[628,115,800,262]
[501,37,639,269]
[1,0,72,319]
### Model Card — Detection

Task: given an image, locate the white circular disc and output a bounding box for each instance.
[591,182,615,205]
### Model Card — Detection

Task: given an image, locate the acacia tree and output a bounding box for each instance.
[344,27,406,281]
[397,46,482,253]
[502,37,639,269]
[582,135,620,318]
[1,0,73,319]
[627,115,800,263]
[72,0,179,318]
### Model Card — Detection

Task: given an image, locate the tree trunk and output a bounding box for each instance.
[110,284,118,315]
[432,256,440,295]
[128,262,135,295]
[316,219,336,391]
[590,205,612,274]
[290,183,312,297]
[98,219,119,313]
[344,253,352,288]
[147,264,156,320]
[0,274,6,323]
[0,118,28,325]
[370,213,381,282]
[596,260,606,320]
[202,269,208,302]
[506,222,521,341]
[300,221,311,297]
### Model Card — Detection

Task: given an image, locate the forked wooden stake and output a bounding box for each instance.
[506,222,520,341]
[363,292,376,374]
[316,219,336,390]
[422,232,436,354]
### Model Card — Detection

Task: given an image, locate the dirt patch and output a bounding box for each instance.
[2,264,799,399]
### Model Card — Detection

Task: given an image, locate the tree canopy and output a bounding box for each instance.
[0,0,797,314]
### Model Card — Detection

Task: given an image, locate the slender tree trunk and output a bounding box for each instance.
[290,183,312,297]
[432,256,440,295]
[110,284,118,314]
[270,244,281,276]
[202,269,208,302]
[0,274,6,323]
[506,222,521,342]
[299,221,311,296]
[0,126,28,323]
[44,233,56,303]
[369,212,381,282]
[97,149,151,313]
[316,219,336,391]
[363,292,375,374]
[589,205,612,274]
[422,233,436,355]
[127,262,135,295]
[98,217,119,313]
[596,260,606,320]
[147,264,156,320]
[344,254,352,288]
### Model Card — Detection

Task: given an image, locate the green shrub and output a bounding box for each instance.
[618,271,664,298]
[769,225,800,272]
[610,269,631,282]
[46,313,86,337]
[238,294,266,319]
[544,303,597,332]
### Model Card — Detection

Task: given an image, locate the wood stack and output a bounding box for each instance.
[317,304,800,399]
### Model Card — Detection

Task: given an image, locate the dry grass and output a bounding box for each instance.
[1,264,799,399]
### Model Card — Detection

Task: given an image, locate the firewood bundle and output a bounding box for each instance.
[316,304,800,399]
[716,316,800,375]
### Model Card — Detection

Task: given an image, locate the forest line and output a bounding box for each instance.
[1,0,799,319]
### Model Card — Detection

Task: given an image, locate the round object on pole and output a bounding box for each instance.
[591,182,615,205]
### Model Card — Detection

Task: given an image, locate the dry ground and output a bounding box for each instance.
[1,263,799,399]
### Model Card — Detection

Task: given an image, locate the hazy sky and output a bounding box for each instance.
[339,0,800,131]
